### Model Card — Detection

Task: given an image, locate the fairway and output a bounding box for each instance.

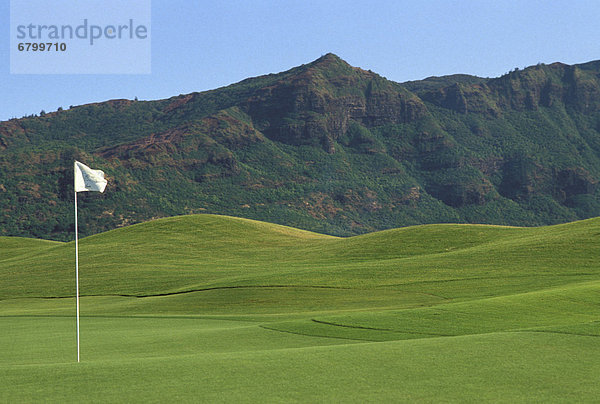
[1,214,599,402]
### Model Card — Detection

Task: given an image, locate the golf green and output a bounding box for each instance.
[1,214,599,402]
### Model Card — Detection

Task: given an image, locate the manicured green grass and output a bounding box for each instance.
[1,318,599,402]
[1,214,599,402]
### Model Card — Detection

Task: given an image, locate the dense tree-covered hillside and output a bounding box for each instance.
[1,54,600,240]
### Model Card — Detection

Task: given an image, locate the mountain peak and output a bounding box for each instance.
[314,52,344,63]
[305,53,354,73]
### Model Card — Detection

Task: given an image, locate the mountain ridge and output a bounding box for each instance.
[1,54,600,240]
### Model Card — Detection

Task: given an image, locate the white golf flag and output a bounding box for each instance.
[74,161,108,193]
[73,160,108,362]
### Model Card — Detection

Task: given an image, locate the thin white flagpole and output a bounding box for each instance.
[74,189,80,363]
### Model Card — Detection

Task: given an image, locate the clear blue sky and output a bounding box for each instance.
[2,0,600,121]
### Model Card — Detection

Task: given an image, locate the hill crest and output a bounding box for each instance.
[1,213,598,299]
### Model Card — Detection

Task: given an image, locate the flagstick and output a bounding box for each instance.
[74,190,80,363]
[73,160,107,363]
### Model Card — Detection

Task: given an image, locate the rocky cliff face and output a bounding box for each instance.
[1,54,600,240]
[243,54,427,152]
[420,62,600,115]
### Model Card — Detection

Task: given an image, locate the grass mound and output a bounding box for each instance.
[1,214,599,402]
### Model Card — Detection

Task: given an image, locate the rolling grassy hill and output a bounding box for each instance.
[1,214,599,402]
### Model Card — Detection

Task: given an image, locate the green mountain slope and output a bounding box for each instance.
[2,54,600,241]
